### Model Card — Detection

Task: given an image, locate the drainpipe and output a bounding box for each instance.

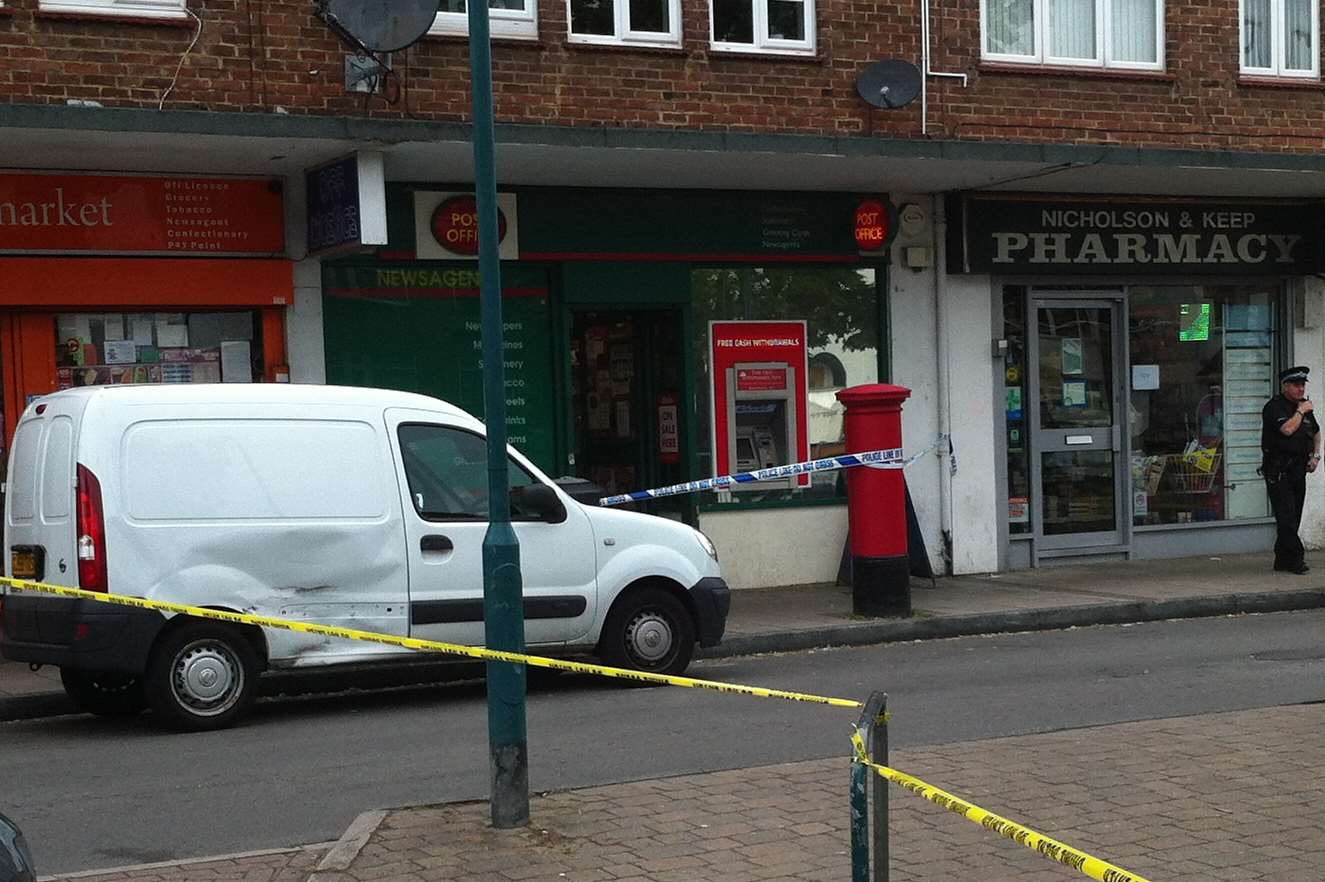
[921,0,968,136]
[933,195,955,574]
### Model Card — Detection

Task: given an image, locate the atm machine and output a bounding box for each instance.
[724,361,798,491]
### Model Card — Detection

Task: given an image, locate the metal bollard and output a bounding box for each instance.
[850,691,889,882]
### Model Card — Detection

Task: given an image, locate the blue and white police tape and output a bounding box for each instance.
[599,447,905,507]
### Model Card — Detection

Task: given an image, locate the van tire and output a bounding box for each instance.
[599,586,696,677]
[60,668,146,717]
[144,622,259,732]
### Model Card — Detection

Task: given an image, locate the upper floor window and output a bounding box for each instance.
[1241,0,1318,77]
[38,0,185,17]
[430,0,538,40]
[711,0,815,55]
[982,0,1163,70]
[569,0,681,45]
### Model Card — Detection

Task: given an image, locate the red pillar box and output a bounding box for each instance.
[835,383,912,617]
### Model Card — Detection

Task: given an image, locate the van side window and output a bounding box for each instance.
[397,424,539,520]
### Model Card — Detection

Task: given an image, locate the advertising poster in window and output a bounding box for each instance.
[708,320,809,488]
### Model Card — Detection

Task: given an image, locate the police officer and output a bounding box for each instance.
[1261,366,1321,574]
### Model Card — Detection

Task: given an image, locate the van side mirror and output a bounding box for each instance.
[0,812,36,882]
[513,484,567,524]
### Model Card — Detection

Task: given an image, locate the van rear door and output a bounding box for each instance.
[6,396,82,588]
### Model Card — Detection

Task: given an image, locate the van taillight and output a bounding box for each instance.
[76,464,108,593]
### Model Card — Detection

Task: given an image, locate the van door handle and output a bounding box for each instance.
[420,535,453,552]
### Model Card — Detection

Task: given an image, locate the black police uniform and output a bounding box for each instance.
[1261,367,1319,573]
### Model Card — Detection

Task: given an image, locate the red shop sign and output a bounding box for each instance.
[431,195,508,256]
[854,199,891,252]
[0,173,285,255]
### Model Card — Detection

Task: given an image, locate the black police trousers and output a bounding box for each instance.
[1267,470,1307,568]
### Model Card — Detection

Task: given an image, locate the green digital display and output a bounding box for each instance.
[1178,302,1211,342]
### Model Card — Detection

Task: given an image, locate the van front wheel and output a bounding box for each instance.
[144,623,259,732]
[600,586,696,677]
[60,668,146,717]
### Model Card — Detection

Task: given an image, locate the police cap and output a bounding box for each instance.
[1279,366,1310,384]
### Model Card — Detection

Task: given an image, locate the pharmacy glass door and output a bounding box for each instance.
[1029,297,1127,551]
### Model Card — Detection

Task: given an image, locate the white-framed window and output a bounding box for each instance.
[430,0,539,40]
[710,0,815,55]
[38,0,186,17]
[1241,0,1318,77]
[568,0,681,45]
[981,0,1163,70]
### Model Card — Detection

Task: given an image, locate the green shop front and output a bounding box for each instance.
[321,186,889,589]
[947,193,1322,569]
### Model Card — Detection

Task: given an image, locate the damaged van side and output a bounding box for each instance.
[0,385,729,731]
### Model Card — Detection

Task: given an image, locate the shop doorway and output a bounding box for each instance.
[1028,296,1128,553]
[569,309,689,521]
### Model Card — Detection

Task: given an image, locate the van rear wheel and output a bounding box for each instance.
[144,622,259,732]
[60,668,146,717]
[599,586,696,678]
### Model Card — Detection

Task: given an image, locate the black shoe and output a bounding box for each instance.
[1288,562,1310,575]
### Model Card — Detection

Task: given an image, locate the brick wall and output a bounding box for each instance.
[1,0,1322,153]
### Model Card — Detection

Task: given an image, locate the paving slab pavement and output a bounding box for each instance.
[42,703,1325,882]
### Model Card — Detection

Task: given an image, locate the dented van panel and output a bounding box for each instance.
[0,385,728,730]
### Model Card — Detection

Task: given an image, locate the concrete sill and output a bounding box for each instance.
[34,9,194,27]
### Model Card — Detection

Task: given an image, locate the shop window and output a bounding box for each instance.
[37,0,186,17]
[1241,0,1318,77]
[1002,286,1031,534]
[55,311,261,389]
[1128,286,1277,526]
[982,0,1164,69]
[711,0,815,55]
[322,263,558,474]
[569,0,681,45]
[692,266,881,505]
[430,0,539,39]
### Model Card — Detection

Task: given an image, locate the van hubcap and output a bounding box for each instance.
[625,612,673,665]
[171,641,242,716]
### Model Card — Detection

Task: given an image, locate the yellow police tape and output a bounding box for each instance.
[850,730,1154,882]
[0,577,862,709]
[6,576,1158,881]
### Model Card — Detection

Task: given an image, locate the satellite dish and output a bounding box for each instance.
[317,0,442,53]
[855,60,923,110]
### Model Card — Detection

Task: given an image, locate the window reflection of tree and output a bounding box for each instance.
[691,266,879,502]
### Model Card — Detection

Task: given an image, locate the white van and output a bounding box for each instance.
[0,385,729,731]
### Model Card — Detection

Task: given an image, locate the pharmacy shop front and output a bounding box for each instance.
[947,194,1321,568]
